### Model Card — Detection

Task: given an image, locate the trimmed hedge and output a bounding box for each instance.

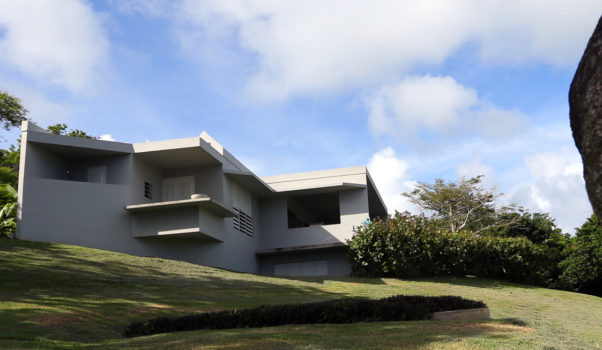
[123,295,486,337]
[347,213,559,286]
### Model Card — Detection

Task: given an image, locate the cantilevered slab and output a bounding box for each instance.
[26,129,134,155]
[277,182,366,195]
[262,166,368,192]
[223,169,275,196]
[133,137,223,169]
[125,197,235,217]
[255,242,346,255]
[137,228,223,242]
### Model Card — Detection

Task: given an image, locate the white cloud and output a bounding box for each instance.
[109,0,176,17]
[508,150,592,233]
[367,147,417,214]
[99,134,116,141]
[0,83,74,126]
[455,156,496,187]
[365,75,528,142]
[162,0,601,100]
[0,0,109,92]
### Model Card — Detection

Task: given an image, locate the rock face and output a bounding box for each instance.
[570,16,602,220]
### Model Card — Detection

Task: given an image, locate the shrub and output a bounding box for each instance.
[557,215,602,295]
[123,295,486,337]
[347,212,561,286]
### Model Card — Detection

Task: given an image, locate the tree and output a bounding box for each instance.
[47,123,97,139]
[402,175,518,234]
[484,212,566,244]
[558,214,602,295]
[0,184,17,238]
[0,90,28,130]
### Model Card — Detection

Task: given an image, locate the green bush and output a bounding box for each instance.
[123,295,486,337]
[557,215,602,295]
[347,212,561,286]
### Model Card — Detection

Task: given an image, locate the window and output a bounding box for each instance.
[287,192,340,228]
[162,176,194,201]
[144,181,152,199]
[232,182,253,236]
[87,166,107,184]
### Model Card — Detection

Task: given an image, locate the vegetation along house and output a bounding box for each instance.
[16,121,387,276]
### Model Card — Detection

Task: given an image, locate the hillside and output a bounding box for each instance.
[0,239,600,349]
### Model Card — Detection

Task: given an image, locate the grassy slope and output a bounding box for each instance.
[0,239,600,350]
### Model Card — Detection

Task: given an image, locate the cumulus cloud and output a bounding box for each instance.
[365,75,528,142]
[455,156,496,187]
[151,0,602,100]
[0,0,109,92]
[508,150,592,233]
[367,147,417,214]
[99,134,116,141]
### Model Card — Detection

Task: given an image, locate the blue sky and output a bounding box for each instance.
[0,1,600,233]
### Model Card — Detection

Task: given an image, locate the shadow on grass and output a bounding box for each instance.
[0,239,350,343]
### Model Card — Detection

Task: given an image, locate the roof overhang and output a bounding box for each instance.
[278,182,366,196]
[223,169,275,196]
[26,130,133,157]
[132,138,223,169]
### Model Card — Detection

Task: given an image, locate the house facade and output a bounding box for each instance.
[16,121,387,276]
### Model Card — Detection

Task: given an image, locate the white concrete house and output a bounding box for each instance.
[16,121,387,276]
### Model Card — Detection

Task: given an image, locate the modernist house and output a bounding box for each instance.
[16,121,387,276]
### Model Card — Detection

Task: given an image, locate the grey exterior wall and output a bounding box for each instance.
[258,248,351,277]
[257,188,369,250]
[17,124,383,277]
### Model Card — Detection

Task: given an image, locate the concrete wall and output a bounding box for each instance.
[131,157,163,203]
[258,247,351,277]
[17,178,135,252]
[257,188,369,250]
[162,165,224,203]
[25,143,69,180]
[65,155,131,184]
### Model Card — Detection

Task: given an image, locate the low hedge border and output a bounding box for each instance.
[123,295,486,337]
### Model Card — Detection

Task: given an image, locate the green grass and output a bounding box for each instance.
[1,239,600,349]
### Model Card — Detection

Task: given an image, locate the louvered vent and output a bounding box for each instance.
[144,181,152,199]
[233,208,254,236]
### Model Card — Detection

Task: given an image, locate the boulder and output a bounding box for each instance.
[570,16,602,220]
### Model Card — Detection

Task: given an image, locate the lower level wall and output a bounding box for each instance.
[17,178,259,274]
[257,247,351,277]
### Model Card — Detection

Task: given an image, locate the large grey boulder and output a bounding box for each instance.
[570,16,602,220]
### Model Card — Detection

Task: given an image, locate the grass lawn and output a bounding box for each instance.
[1,239,600,349]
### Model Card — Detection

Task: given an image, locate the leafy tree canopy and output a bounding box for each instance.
[0,90,28,130]
[558,214,602,294]
[47,123,97,139]
[402,175,519,234]
[484,212,566,244]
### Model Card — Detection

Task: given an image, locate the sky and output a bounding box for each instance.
[0,0,600,233]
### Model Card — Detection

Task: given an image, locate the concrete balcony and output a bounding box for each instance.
[125,197,235,241]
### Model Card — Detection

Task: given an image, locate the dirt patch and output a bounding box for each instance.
[433,322,534,334]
